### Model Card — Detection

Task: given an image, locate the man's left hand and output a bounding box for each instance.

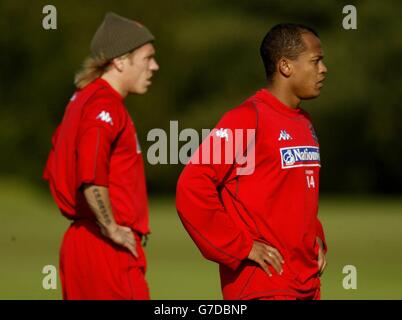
[317,237,327,277]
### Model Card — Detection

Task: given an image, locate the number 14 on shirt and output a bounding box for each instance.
[306,175,315,189]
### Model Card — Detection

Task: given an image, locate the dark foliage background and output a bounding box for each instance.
[1,0,401,195]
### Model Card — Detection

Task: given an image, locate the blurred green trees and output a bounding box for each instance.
[1,0,401,194]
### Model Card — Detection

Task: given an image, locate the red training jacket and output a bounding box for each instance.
[176,88,327,299]
[43,78,149,235]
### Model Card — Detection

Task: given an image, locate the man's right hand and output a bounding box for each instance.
[100,223,138,258]
[247,241,284,276]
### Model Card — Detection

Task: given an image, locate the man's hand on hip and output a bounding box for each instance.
[83,184,138,258]
[247,241,284,276]
[101,223,138,258]
[316,237,327,276]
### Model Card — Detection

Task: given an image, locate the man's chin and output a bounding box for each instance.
[301,90,321,100]
[129,87,148,95]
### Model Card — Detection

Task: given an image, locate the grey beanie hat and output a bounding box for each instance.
[90,12,154,60]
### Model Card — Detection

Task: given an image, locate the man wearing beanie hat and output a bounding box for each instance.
[43,12,159,300]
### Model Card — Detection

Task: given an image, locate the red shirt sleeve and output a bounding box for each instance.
[176,103,257,270]
[316,217,327,253]
[303,110,327,253]
[43,124,61,181]
[76,98,123,188]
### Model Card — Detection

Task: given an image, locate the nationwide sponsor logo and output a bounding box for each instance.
[278,130,292,141]
[96,111,113,126]
[280,146,320,169]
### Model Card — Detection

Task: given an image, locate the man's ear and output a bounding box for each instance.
[111,56,125,72]
[278,58,292,78]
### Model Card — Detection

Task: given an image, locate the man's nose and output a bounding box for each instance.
[151,59,159,71]
[320,62,328,74]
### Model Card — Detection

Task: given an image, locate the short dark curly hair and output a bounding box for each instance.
[260,23,319,84]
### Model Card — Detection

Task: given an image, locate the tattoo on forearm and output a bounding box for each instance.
[92,188,112,225]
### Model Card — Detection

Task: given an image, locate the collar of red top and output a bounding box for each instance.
[94,77,124,101]
[255,88,304,118]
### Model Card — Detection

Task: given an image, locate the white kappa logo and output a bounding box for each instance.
[96,111,113,126]
[278,130,292,141]
[216,128,229,141]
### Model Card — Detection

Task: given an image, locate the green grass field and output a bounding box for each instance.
[1,179,402,299]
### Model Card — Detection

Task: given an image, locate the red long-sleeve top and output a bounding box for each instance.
[176,88,327,299]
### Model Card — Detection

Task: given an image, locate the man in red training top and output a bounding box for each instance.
[43,12,159,299]
[176,23,328,300]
